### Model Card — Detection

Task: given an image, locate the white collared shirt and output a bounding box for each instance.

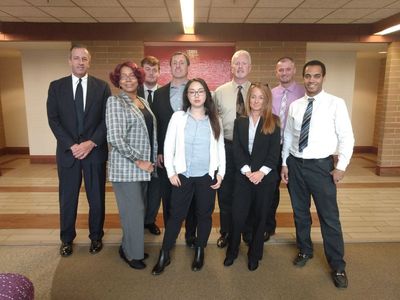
[72,74,88,110]
[240,116,272,176]
[282,90,354,171]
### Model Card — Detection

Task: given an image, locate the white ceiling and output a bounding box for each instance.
[0,0,399,24]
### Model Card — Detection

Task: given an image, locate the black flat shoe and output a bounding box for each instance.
[60,242,73,257]
[191,247,204,271]
[223,256,235,267]
[263,232,271,242]
[248,260,259,271]
[89,240,103,254]
[152,249,171,275]
[129,259,146,270]
[145,223,161,235]
[119,246,147,268]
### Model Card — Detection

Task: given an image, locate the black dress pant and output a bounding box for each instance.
[159,166,196,236]
[227,173,275,262]
[217,141,235,234]
[161,174,216,251]
[58,160,106,243]
[144,175,161,225]
[287,154,346,271]
[265,144,284,234]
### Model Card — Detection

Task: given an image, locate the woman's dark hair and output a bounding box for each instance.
[182,78,221,139]
[109,61,144,88]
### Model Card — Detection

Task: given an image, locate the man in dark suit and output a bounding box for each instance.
[47,44,111,257]
[137,55,162,236]
[151,51,197,247]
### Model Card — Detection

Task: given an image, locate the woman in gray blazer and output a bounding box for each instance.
[106,61,157,269]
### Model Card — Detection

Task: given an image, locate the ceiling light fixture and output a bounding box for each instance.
[374,24,400,35]
[180,0,194,34]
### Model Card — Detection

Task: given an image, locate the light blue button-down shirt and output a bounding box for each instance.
[182,113,211,177]
[170,83,187,112]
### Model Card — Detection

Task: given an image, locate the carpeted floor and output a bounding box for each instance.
[1,243,399,300]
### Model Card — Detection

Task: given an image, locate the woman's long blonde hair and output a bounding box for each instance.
[245,82,279,134]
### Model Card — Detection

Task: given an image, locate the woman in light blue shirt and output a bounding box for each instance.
[152,78,226,275]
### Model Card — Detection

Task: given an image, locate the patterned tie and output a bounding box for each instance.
[147,90,153,105]
[236,85,245,118]
[75,78,84,135]
[298,97,314,152]
[279,89,288,141]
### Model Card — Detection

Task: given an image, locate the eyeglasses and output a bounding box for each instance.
[120,74,137,82]
[188,89,206,97]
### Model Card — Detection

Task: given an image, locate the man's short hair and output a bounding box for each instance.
[141,55,160,70]
[169,51,190,66]
[69,44,90,58]
[303,60,326,77]
[276,56,294,64]
[231,50,252,65]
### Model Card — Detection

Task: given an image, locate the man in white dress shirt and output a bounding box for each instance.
[281,60,354,289]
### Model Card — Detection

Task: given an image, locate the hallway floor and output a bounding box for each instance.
[0,153,399,246]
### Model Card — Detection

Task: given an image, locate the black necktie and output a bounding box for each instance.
[75,78,84,135]
[236,85,245,118]
[299,97,314,152]
[147,90,153,105]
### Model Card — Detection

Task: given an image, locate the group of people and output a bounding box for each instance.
[47,44,354,289]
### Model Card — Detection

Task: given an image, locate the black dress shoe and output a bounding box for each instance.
[217,233,229,248]
[293,252,313,267]
[185,236,196,249]
[248,260,259,271]
[191,247,204,271]
[223,256,235,267]
[332,271,348,289]
[60,242,73,257]
[145,223,161,235]
[264,232,271,242]
[152,249,171,275]
[89,240,103,254]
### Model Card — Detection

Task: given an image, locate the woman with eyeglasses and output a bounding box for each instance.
[106,61,157,270]
[223,82,280,271]
[152,78,225,275]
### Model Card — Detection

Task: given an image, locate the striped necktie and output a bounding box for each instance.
[298,97,314,152]
[279,89,288,141]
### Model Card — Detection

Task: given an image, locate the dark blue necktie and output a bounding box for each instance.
[75,78,84,135]
[298,97,314,152]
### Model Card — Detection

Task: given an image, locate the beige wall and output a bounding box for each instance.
[353,54,381,146]
[0,41,384,157]
[21,46,70,156]
[0,56,29,147]
[306,50,356,117]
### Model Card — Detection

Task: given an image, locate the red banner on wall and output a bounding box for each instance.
[144,45,235,91]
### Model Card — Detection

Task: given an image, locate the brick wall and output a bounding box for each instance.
[80,40,307,92]
[376,42,400,175]
[76,40,144,94]
[236,41,306,87]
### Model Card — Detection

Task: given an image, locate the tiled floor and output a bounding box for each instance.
[0,153,399,246]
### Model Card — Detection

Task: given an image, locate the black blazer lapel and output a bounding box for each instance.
[251,117,264,159]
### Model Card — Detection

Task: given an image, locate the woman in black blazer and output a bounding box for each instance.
[223,82,280,271]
